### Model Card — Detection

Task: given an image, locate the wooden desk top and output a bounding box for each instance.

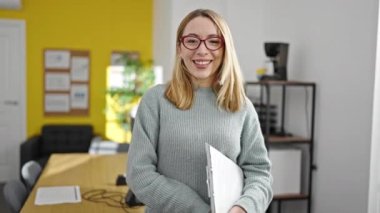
[21,153,144,213]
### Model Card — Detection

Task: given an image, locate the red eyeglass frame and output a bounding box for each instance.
[180,35,225,51]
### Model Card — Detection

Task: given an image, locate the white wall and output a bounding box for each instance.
[153,0,172,82]
[154,1,379,212]
[262,1,377,213]
[225,0,266,81]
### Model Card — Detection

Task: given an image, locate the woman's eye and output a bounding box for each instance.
[186,39,198,44]
[208,39,221,45]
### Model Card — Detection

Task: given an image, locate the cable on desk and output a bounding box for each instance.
[82,189,141,213]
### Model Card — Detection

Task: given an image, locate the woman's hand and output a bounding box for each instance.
[229,205,247,213]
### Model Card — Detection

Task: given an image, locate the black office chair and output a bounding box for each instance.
[3,179,28,213]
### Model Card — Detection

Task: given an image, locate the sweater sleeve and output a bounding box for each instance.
[233,102,273,213]
[126,87,210,213]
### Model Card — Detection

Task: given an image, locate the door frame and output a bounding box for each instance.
[368,4,380,212]
[368,31,380,213]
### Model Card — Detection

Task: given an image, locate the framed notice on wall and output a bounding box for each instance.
[44,49,90,116]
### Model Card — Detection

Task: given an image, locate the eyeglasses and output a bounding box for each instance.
[180,35,224,51]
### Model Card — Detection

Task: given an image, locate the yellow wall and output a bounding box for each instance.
[0,0,152,138]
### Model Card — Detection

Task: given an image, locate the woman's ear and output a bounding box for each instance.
[177,46,183,60]
[176,44,181,55]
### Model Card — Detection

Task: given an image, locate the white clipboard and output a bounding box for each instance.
[205,143,243,213]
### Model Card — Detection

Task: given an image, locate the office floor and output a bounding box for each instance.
[0,183,10,213]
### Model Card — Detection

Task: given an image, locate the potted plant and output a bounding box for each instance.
[106,53,155,140]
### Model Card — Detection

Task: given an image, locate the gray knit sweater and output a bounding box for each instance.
[126,84,272,213]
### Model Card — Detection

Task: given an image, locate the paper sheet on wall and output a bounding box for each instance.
[71,57,89,81]
[70,84,88,109]
[110,52,125,66]
[205,143,243,213]
[35,185,81,205]
[45,94,70,112]
[45,73,70,91]
[44,50,70,69]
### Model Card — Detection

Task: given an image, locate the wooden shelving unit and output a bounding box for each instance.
[245,81,317,213]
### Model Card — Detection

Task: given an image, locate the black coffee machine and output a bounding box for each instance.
[261,42,289,81]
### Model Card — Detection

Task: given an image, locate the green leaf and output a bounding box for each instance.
[106,53,156,132]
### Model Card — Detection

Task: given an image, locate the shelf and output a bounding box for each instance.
[245,80,316,213]
[267,135,311,144]
[246,80,316,87]
[273,193,309,200]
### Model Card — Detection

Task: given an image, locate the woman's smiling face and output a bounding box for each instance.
[178,16,224,87]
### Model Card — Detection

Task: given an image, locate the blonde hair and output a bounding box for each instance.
[165,9,246,112]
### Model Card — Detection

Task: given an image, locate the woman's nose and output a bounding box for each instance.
[195,41,209,55]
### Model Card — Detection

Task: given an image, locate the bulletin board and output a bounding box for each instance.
[110,50,140,65]
[43,49,90,116]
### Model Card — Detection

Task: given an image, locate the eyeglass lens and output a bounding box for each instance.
[182,36,223,50]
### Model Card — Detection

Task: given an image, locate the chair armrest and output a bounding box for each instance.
[20,136,41,168]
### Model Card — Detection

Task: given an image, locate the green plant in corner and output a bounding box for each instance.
[106,54,155,135]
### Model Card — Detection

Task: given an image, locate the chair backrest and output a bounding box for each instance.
[21,160,42,190]
[3,179,27,213]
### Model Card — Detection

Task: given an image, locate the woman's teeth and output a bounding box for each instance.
[194,60,211,65]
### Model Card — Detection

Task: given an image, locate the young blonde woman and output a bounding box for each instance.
[127,9,273,213]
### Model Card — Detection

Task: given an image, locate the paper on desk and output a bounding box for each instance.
[205,143,243,213]
[35,185,81,205]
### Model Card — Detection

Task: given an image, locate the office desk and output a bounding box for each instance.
[21,153,144,213]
